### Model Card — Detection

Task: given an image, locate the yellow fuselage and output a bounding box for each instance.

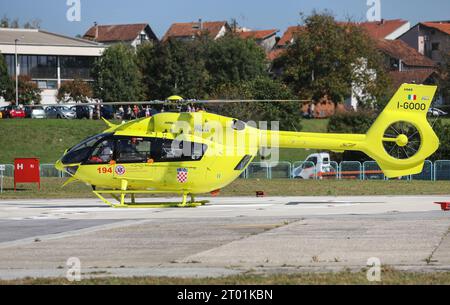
[55,84,440,196]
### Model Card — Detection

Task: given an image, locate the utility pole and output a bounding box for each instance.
[14,38,19,106]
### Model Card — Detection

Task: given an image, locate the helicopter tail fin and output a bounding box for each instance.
[362,83,439,177]
[262,84,439,178]
[101,117,117,128]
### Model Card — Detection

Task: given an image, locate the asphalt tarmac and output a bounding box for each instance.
[0,195,449,280]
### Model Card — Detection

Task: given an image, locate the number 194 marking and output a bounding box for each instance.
[97,167,113,174]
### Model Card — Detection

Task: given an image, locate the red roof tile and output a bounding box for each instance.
[356,19,409,39]
[84,23,153,42]
[267,48,286,61]
[376,39,436,67]
[389,70,436,89]
[238,29,278,40]
[421,22,450,35]
[277,26,303,47]
[277,19,408,48]
[162,21,228,41]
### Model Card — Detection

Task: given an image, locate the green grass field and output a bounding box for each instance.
[0,118,329,164]
[1,268,450,285]
[0,119,111,164]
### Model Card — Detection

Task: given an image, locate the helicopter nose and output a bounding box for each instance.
[55,159,64,171]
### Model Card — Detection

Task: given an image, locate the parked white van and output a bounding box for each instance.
[293,153,335,179]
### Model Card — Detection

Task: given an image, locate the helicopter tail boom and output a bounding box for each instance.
[261,84,439,178]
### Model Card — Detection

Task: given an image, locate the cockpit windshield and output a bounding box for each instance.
[62,133,112,164]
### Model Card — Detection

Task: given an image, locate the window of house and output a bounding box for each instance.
[432,43,440,51]
[4,54,15,76]
[60,56,95,79]
[140,34,147,44]
[19,55,57,79]
[36,80,58,89]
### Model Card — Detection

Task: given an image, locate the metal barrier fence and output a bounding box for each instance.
[247,162,270,179]
[412,160,433,181]
[0,164,14,177]
[269,161,292,179]
[339,161,362,180]
[363,161,384,180]
[434,160,450,181]
[1,160,449,181]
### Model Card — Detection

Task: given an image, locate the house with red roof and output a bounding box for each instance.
[237,29,278,53]
[270,19,410,61]
[275,25,303,49]
[398,21,450,65]
[162,20,230,42]
[356,19,410,40]
[376,39,436,71]
[83,23,158,48]
[275,19,409,50]
[375,39,440,102]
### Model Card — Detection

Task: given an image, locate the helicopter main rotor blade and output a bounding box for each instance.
[26,99,312,107]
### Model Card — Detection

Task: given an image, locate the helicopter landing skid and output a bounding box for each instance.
[92,190,208,208]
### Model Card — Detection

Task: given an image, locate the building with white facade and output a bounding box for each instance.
[0,28,105,104]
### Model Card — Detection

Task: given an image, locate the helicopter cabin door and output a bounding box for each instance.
[113,137,155,186]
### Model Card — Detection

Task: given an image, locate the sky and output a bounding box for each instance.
[0,0,449,38]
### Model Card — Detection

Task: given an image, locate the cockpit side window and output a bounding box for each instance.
[116,137,152,163]
[85,139,115,164]
[155,138,207,162]
[113,136,207,163]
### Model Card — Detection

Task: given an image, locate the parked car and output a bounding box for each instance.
[45,106,76,119]
[24,106,46,119]
[293,153,335,179]
[31,106,46,119]
[0,105,26,118]
[428,107,448,117]
[71,105,114,120]
[70,105,95,119]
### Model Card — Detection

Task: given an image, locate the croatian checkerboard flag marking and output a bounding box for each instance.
[177,168,188,183]
[407,94,417,101]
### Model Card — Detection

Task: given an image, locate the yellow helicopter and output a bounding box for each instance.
[55,84,439,208]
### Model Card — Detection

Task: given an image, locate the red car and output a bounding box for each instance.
[0,105,26,118]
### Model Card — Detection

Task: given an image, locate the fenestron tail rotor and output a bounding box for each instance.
[382,121,422,160]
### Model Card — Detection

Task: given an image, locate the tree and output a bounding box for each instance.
[16,75,41,104]
[137,40,209,100]
[57,79,93,103]
[430,118,450,160]
[23,19,41,29]
[278,12,390,109]
[437,52,450,105]
[0,52,13,101]
[0,16,19,28]
[204,33,267,90]
[92,44,143,103]
[209,77,302,131]
[0,15,41,29]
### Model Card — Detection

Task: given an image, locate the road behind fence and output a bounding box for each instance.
[1,160,450,181]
